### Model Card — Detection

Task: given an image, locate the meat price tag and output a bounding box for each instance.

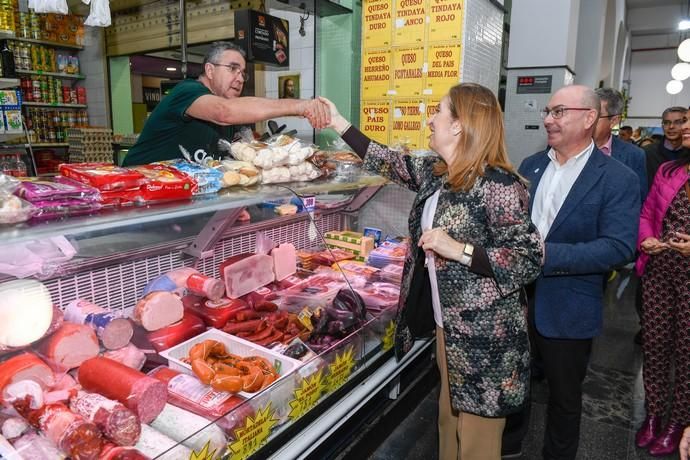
[188,441,216,460]
[325,346,356,393]
[288,369,326,420]
[382,320,396,351]
[228,402,278,460]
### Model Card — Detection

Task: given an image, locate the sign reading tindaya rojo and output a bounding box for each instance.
[362,49,392,100]
[362,0,392,48]
[361,101,391,145]
[234,9,289,67]
[393,0,426,46]
[428,0,464,42]
[424,44,461,95]
[392,46,425,97]
[391,99,425,149]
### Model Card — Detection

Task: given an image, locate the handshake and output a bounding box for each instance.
[298,97,351,134]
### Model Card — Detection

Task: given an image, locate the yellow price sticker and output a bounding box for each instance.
[325,346,356,393]
[227,402,279,460]
[382,320,396,351]
[288,369,326,420]
[189,440,217,460]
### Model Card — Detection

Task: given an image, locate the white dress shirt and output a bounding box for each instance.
[420,189,445,328]
[532,141,594,239]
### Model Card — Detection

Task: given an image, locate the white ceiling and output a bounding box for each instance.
[627,0,685,8]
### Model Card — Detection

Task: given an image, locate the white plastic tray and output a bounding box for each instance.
[160,328,302,398]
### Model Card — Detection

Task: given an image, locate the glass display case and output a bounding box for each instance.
[0,174,435,460]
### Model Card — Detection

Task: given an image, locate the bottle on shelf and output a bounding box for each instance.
[0,40,16,78]
[11,153,26,177]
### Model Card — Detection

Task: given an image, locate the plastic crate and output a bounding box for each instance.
[160,328,302,398]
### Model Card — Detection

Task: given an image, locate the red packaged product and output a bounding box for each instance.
[59,163,146,191]
[145,310,206,352]
[128,164,195,202]
[240,284,279,309]
[182,295,247,328]
[186,273,224,301]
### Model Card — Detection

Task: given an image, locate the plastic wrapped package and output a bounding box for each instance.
[64,299,133,350]
[214,160,260,186]
[30,199,102,222]
[58,163,146,191]
[158,160,223,195]
[16,177,100,202]
[145,311,207,352]
[0,174,34,224]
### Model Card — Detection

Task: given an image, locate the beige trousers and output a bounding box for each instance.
[436,327,506,460]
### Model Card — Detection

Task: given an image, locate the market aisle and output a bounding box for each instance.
[348,271,681,460]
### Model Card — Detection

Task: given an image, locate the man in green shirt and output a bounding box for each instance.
[123,42,329,166]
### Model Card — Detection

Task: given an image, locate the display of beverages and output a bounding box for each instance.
[19,75,86,106]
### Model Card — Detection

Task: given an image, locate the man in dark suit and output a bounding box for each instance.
[644,106,689,188]
[514,85,640,459]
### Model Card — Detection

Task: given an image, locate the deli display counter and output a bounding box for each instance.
[0,173,435,460]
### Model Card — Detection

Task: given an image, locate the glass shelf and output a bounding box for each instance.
[23,102,87,108]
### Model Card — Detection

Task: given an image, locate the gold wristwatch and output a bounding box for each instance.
[459,243,474,266]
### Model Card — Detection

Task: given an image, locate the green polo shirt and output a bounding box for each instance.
[123,79,234,166]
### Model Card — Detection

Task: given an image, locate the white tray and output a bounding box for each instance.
[160,328,302,398]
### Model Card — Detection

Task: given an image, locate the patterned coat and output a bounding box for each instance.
[362,142,544,417]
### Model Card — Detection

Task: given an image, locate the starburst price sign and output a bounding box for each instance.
[188,440,217,460]
[325,346,356,393]
[288,369,326,421]
[382,320,396,351]
[227,402,279,460]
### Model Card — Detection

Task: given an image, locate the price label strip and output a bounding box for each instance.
[325,346,356,393]
[227,402,279,460]
[288,369,326,421]
[382,320,396,351]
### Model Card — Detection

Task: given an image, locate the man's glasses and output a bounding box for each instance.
[211,62,250,82]
[661,118,688,127]
[540,106,593,119]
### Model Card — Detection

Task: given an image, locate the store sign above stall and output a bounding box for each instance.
[234,9,290,67]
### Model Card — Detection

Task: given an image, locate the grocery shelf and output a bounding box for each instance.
[30,143,69,148]
[23,102,87,108]
[0,77,19,89]
[0,132,25,142]
[15,69,85,80]
[3,35,84,50]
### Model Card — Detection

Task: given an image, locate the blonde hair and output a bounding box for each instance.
[433,83,517,191]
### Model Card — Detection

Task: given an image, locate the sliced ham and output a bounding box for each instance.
[0,353,54,402]
[103,343,146,371]
[36,323,99,371]
[132,292,184,332]
[220,253,275,299]
[78,357,167,424]
[0,280,54,348]
[272,243,296,281]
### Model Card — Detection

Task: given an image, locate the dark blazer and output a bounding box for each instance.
[611,136,648,202]
[519,147,640,339]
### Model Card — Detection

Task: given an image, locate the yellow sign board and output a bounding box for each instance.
[423,96,442,148]
[393,0,426,46]
[228,402,279,460]
[425,44,461,95]
[362,49,392,100]
[362,0,393,47]
[391,98,425,149]
[325,346,356,393]
[361,101,391,145]
[288,370,326,421]
[428,0,464,42]
[392,46,425,97]
[382,320,396,351]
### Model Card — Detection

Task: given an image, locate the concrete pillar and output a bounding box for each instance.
[503,0,580,166]
[574,0,607,88]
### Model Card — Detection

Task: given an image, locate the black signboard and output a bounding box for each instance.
[516,75,552,94]
[234,10,289,67]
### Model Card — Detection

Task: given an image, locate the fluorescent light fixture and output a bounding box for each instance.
[671,62,690,81]
[666,79,683,95]
[680,19,690,30]
[166,67,177,71]
[679,38,690,62]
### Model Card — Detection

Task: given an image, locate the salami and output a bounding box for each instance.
[99,443,150,460]
[77,357,167,424]
[132,292,184,332]
[0,353,54,401]
[70,391,141,446]
[64,299,133,350]
[13,401,102,460]
[36,322,99,371]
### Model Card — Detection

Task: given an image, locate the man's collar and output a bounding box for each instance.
[548,140,594,164]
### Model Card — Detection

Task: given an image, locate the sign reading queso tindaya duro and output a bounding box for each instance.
[234,10,290,67]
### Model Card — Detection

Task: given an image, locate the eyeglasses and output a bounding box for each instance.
[540,106,593,119]
[662,117,688,127]
[211,62,250,82]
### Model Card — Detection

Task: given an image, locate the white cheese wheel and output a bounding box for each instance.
[0,280,53,347]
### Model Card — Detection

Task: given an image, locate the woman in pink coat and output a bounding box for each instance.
[635,109,690,456]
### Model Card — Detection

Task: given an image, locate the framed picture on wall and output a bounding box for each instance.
[279,74,300,99]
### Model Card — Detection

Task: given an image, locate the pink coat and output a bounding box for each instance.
[635,163,690,276]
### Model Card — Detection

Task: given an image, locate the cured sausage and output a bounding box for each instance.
[77,357,167,424]
[0,353,54,401]
[36,322,99,371]
[70,391,141,446]
[132,292,184,332]
[64,299,133,350]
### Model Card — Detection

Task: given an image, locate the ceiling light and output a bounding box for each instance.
[680,19,690,30]
[666,79,683,95]
[672,62,690,81]
[166,67,177,71]
[679,38,690,62]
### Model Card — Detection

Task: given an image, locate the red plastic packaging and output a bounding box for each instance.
[58,163,146,191]
[182,295,247,328]
[145,310,206,352]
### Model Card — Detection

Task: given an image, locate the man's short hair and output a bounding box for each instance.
[620,126,633,133]
[662,106,687,119]
[581,88,600,117]
[594,88,624,117]
[203,41,246,68]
